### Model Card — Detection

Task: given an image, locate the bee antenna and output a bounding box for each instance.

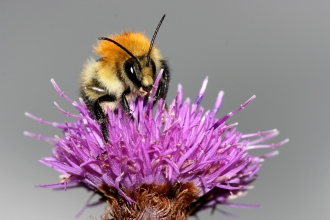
[98,37,142,70]
[146,14,166,66]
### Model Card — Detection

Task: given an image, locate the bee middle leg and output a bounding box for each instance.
[94,94,116,143]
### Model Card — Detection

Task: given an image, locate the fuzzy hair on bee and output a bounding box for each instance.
[80,14,170,143]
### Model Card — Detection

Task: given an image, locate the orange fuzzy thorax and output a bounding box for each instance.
[94,32,159,64]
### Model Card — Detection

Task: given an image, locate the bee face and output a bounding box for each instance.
[80,15,170,143]
[123,56,156,94]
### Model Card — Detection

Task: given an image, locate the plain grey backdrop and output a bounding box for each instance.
[1,1,329,219]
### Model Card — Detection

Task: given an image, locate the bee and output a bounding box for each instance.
[80,14,170,143]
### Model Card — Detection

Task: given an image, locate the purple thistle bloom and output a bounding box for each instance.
[25,71,288,219]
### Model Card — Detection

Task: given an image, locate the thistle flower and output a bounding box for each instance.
[25,71,288,219]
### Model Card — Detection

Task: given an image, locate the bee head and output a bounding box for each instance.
[98,14,166,96]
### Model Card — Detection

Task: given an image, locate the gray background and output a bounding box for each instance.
[1,1,329,219]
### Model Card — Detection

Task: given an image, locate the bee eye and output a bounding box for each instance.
[124,58,143,88]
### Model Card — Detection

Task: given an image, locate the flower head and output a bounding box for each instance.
[25,71,288,219]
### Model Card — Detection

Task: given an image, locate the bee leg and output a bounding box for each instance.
[93,101,109,143]
[154,69,170,106]
[94,94,117,143]
[121,89,134,121]
[100,122,109,144]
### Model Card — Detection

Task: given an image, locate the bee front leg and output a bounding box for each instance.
[121,89,134,121]
[154,68,170,105]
